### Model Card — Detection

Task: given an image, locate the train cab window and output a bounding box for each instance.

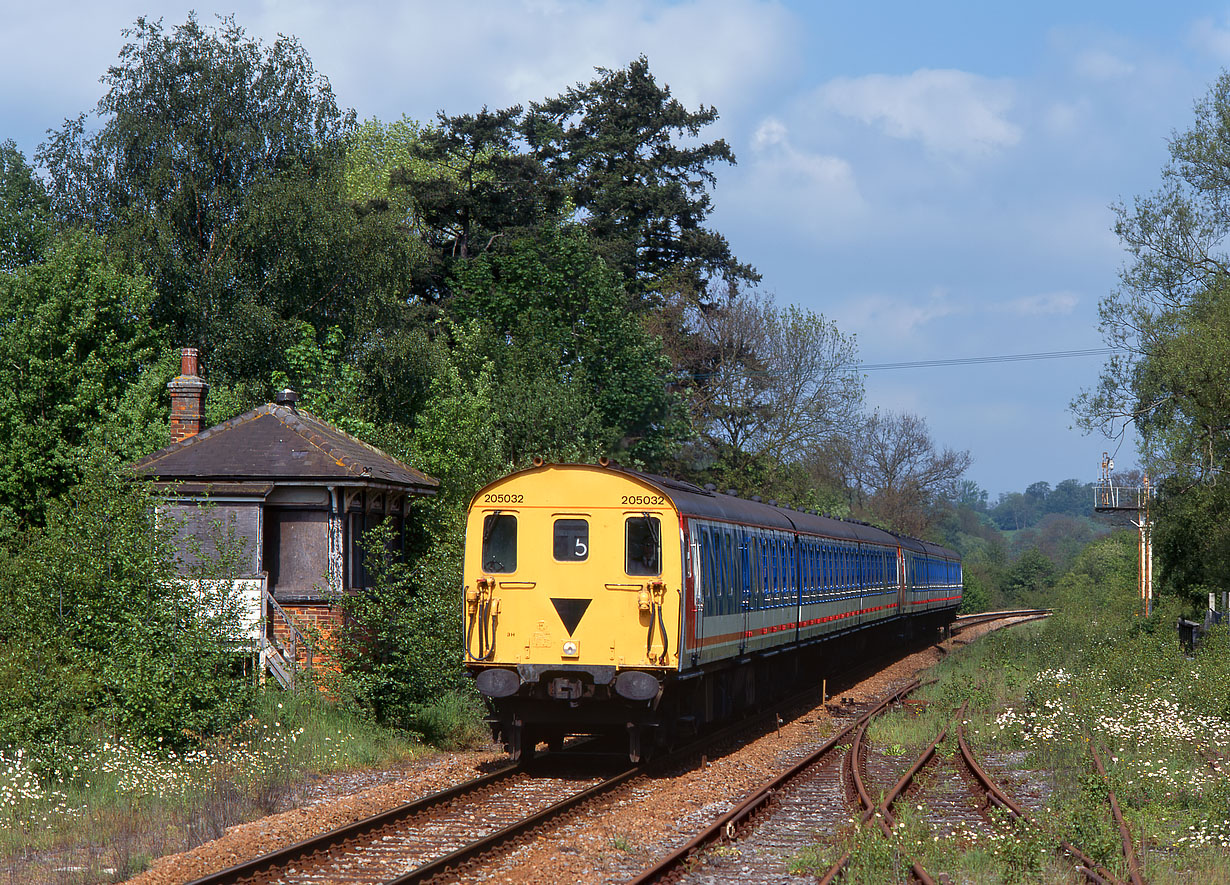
[482,513,517,573]
[553,519,590,561]
[626,516,661,576]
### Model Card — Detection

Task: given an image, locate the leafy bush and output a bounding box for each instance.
[0,464,255,765]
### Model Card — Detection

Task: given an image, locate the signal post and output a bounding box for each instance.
[1093,453,1156,617]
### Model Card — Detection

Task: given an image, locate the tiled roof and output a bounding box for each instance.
[131,404,438,492]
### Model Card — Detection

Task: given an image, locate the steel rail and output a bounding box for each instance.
[185,638,952,885]
[840,704,967,885]
[384,764,641,884]
[182,763,523,885]
[957,724,1127,885]
[954,608,1053,621]
[386,670,908,885]
[952,609,1052,632]
[1089,738,1146,885]
[626,679,921,885]
[186,663,873,885]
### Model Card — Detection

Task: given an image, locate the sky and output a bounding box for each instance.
[4,0,1229,497]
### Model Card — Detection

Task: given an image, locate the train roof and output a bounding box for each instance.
[611,466,959,560]
[470,463,959,561]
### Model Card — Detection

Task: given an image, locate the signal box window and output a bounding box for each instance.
[482,513,517,572]
[553,519,590,561]
[626,516,661,576]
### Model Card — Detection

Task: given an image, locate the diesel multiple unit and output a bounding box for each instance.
[464,462,961,759]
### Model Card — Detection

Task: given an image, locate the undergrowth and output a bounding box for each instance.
[0,687,487,883]
[797,531,1230,883]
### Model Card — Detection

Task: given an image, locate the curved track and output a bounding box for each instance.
[188,609,1057,885]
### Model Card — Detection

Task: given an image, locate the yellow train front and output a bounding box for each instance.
[463,462,962,760]
[463,462,679,759]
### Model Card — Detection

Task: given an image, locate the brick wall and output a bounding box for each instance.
[271,601,344,671]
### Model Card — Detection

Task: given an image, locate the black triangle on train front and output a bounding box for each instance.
[550,598,591,636]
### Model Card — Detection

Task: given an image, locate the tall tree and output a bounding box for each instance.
[389,107,562,297]
[845,410,972,536]
[0,141,53,272]
[525,56,756,302]
[1074,72,1230,600]
[685,286,862,473]
[1075,72,1230,481]
[450,224,684,465]
[0,232,167,524]
[34,15,401,386]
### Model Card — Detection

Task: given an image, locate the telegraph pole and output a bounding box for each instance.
[1093,453,1155,617]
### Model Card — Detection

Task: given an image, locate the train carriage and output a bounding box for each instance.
[464,462,960,759]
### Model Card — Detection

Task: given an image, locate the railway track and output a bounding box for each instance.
[952,607,1051,632]
[184,756,633,885]
[185,609,1054,885]
[185,673,856,885]
[627,610,1136,885]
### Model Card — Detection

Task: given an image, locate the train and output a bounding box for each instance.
[463,461,962,760]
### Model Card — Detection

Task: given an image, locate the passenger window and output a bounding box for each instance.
[554,519,590,561]
[481,513,517,573]
[626,516,662,576]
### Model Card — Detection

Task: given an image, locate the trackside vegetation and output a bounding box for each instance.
[1,10,1227,885]
[794,531,1230,884]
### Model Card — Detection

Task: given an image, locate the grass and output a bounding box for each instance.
[0,688,488,884]
[796,532,1230,884]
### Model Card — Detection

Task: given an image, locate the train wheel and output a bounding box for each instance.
[626,722,642,762]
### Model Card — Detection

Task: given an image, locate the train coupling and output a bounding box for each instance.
[548,676,584,705]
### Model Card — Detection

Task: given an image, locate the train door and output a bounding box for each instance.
[739,530,752,651]
[684,520,703,660]
[790,535,802,640]
[897,545,907,612]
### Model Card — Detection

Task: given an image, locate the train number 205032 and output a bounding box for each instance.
[483,493,524,503]
[621,494,665,506]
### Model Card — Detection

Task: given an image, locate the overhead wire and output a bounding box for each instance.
[679,347,1123,381]
[859,347,1117,371]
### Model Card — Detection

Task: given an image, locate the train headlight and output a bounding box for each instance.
[562,640,579,657]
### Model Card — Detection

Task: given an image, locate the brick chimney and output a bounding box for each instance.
[167,347,209,443]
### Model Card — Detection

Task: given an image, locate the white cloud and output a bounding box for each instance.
[1001,292,1079,317]
[833,287,960,343]
[727,116,864,233]
[1189,16,1230,61]
[1041,99,1088,137]
[258,0,798,123]
[1073,49,1134,81]
[819,69,1021,158]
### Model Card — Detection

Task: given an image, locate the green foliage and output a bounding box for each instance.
[1075,71,1230,603]
[959,570,991,613]
[272,323,377,439]
[0,687,426,873]
[1003,550,1052,604]
[525,55,756,301]
[326,521,481,738]
[450,224,685,466]
[35,14,426,391]
[989,478,1096,531]
[344,116,431,210]
[1152,479,1230,606]
[0,140,53,272]
[0,232,166,524]
[0,465,254,763]
[390,106,562,295]
[408,321,513,526]
[903,535,1230,883]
